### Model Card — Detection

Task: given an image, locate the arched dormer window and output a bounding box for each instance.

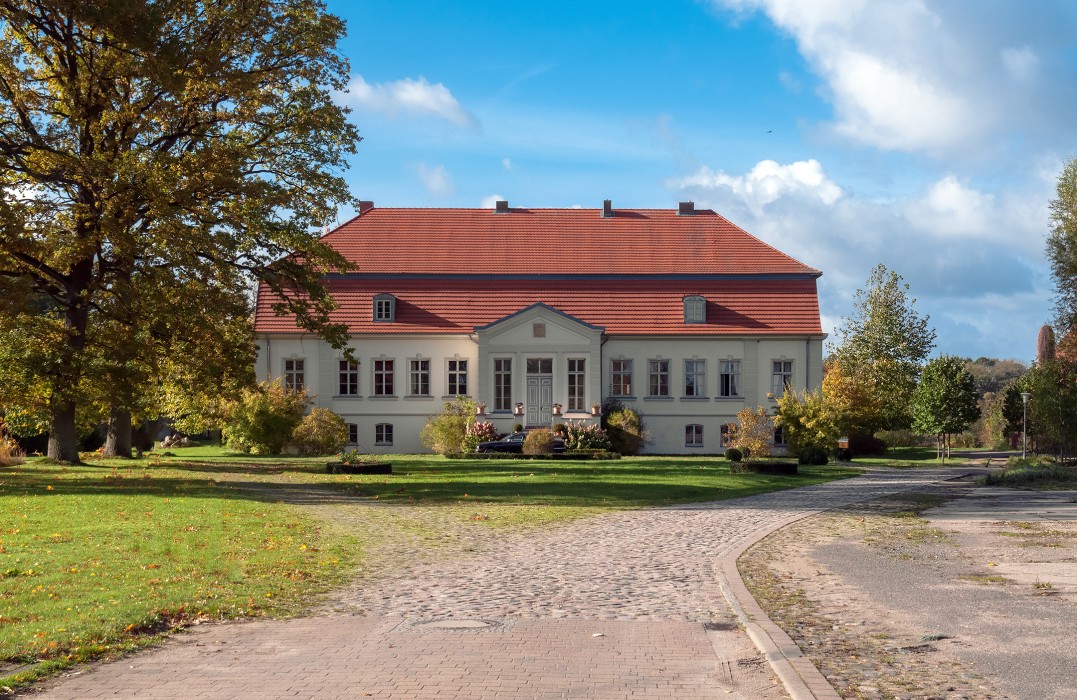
[373,293,396,322]
[683,295,706,324]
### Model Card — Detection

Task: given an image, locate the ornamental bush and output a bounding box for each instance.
[522,428,556,455]
[724,447,743,462]
[224,379,310,455]
[464,420,499,452]
[420,396,478,455]
[604,407,647,455]
[291,407,349,455]
[564,420,612,450]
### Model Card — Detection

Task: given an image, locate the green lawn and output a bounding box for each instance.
[1,451,857,688]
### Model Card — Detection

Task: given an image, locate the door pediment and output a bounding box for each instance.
[475,303,603,347]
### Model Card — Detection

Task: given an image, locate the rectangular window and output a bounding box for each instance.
[773,425,785,446]
[567,359,586,411]
[684,296,706,323]
[375,423,393,446]
[373,359,395,396]
[347,423,358,445]
[684,360,706,397]
[338,359,359,395]
[719,360,740,398]
[721,423,733,447]
[409,359,430,396]
[284,358,304,392]
[685,424,704,447]
[494,358,512,410]
[373,294,395,322]
[448,359,468,396]
[772,360,793,397]
[648,359,670,397]
[611,359,633,397]
[526,358,553,374]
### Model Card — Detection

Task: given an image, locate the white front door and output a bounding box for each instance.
[526,375,552,427]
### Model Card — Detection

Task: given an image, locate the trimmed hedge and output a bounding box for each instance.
[797,445,829,465]
[729,461,798,475]
[725,448,743,462]
[451,450,621,461]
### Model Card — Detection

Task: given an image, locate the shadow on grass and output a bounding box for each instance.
[1,458,860,510]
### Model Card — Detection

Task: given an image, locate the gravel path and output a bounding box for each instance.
[28,468,958,700]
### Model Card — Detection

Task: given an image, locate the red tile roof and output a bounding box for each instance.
[254,205,823,336]
[319,206,820,276]
[256,278,823,336]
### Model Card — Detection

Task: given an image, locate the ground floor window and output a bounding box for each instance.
[773,425,784,446]
[494,358,512,410]
[567,358,585,411]
[284,358,304,391]
[346,423,358,445]
[685,424,704,447]
[721,423,733,447]
[375,423,393,446]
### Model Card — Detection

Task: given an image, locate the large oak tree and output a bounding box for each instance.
[0,0,359,461]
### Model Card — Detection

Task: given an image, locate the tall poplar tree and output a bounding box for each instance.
[0,1,360,461]
[1048,156,1077,337]
[828,264,936,433]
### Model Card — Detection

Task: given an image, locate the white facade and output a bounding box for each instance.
[256,303,824,455]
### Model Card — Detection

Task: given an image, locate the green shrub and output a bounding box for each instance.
[224,379,309,454]
[420,397,477,455]
[605,407,647,455]
[725,447,743,462]
[564,420,612,450]
[797,445,829,465]
[513,423,524,433]
[291,407,348,455]
[522,428,556,455]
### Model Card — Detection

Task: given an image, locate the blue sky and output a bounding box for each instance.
[326,0,1077,363]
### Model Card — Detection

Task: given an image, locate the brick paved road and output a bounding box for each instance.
[30,468,956,700]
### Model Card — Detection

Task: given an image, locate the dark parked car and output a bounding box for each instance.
[476,432,566,453]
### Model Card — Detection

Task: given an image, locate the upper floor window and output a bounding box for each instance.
[373,359,395,396]
[611,359,633,397]
[339,359,359,395]
[284,358,304,392]
[684,359,706,397]
[373,294,395,322]
[409,359,430,396]
[683,295,706,324]
[719,360,740,398]
[648,359,670,397]
[772,360,793,397]
[447,359,468,396]
[567,358,586,411]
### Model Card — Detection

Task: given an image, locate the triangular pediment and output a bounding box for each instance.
[475,303,603,347]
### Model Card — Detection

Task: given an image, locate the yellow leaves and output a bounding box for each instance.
[143,563,161,570]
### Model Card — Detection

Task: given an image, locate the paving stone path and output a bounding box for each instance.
[30,468,958,700]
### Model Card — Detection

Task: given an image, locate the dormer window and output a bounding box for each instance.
[373,294,395,322]
[683,295,706,324]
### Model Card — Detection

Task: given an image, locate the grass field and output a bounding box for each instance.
[1,450,858,688]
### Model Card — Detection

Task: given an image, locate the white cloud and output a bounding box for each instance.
[1001,46,1039,81]
[480,194,505,208]
[416,164,454,197]
[343,75,479,128]
[502,158,513,171]
[710,1,1076,156]
[670,157,1052,358]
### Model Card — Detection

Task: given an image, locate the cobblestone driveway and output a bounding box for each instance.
[30,468,955,700]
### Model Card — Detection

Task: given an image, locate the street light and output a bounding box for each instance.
[1020,392,1031,459]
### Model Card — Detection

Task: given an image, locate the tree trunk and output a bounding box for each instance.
[103,407,133,458]
[47,402,81,463]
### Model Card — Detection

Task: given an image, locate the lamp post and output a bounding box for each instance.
[1020,392,1031,459]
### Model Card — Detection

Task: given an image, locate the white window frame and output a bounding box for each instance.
[284,358,304,392]
[447,358,468,396]
[772,360,793,397]
[684,359,706,397]
[648,359,670,397]
[610,359,633,397]
[338,359,359,396]
[373,294,395,322]
[685,424,704,447]
[346,423,358,445]
[373,358,395,396]
[719,360,741,398]
[409,358,430,396]
[567,358,586,412]
[494,358,512,410]
[375,423,393,446]
[684,295,706,324]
